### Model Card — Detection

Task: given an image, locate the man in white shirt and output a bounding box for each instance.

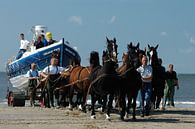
[40,57,64,108]
[16,33,30,59]
[137,56,153,116]
[41,58,64,77]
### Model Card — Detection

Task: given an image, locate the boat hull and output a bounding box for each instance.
[6,39,80,89]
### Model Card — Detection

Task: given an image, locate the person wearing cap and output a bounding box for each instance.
[16,33,30,59]
[46,32,56,45]
[26,63,39,106]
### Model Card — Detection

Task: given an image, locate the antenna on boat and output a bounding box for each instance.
[31,25,47,41]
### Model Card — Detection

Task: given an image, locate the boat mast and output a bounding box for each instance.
[60,38,64,67]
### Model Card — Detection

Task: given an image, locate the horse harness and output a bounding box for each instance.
[55,66,90,91]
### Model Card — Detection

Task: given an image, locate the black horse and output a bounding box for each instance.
[147,45,166,109]
[117,42,142,120]
[89,37,120,120]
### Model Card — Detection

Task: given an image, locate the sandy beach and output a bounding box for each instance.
[0,106,194,129]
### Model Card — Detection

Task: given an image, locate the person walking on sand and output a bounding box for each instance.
[40,57,64,108]
[162,64,179,110]
[137,56,153,117]
[27,63,39,107]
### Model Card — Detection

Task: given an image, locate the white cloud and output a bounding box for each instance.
[109,16,116,23]
[160,31,167,36]
[190,37,195,44]
[178,47,193,54]
[68,16,82,25]
[184,31,195,45]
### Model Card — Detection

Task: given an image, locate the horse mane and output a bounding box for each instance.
[90,51,100,69]
[70,57,81,67]
[117,53,130,74]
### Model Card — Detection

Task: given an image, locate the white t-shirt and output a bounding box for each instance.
[20,39,30,50]
[137,65,152,83]
[42,65,64,74]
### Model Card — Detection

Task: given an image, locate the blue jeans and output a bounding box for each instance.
[16,49,26,59]
[141,82,152,112]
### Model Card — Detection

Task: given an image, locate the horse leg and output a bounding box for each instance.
[132,95,137,121]
[118,90,126,121]
[68,87,74,110]
[102,95,107,113]
[81,89,88,113]
[91,94,97,119]
[106,94,114,121]
[126,93,132,119]
[77,92,83,110]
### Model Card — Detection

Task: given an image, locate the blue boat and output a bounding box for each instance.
[6,26,80,90]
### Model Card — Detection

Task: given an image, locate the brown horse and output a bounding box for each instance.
[67,65,91,112]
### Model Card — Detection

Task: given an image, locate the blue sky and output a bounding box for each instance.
[0,0,195,73]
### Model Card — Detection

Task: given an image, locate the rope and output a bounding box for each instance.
[54,77,89,91]
[119,67,134,77]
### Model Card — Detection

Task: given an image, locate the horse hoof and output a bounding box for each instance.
[78,105,83,111]
[125,113,129,119]
[120,116,124,121]
[68,105,73,111]
[97,107,103,111]
[105,114,111,121]
[91,115,96,119]
[132,117,136,121]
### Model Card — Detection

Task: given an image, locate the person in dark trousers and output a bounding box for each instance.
[162,64,179,110]
[27,63,39,106]
[40,58,64,108]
